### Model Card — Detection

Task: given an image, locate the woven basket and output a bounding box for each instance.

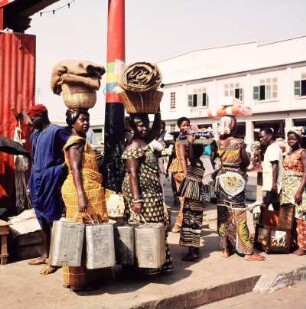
[61,84,97,109]
[118,89,163,114]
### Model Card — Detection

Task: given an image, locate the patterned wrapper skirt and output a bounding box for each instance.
[296,219,306,250]
[180,198,204,248]
[215,168,253,255]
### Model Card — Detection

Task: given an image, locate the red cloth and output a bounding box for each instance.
[28,104,47,118]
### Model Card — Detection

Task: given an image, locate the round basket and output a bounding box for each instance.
[61,84,97,109]
[118,89,163,114]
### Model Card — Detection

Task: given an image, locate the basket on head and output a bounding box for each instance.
[61,83,97,109]
[118,89,163,114]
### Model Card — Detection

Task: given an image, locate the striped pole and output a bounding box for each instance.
[102,0,125,192]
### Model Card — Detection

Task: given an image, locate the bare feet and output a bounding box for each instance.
[182,253,200,262]
[171,223,181,233]
[293,248,306,256]
[28,257,47,265]
[222,249,230,258]
[244,252,266,261]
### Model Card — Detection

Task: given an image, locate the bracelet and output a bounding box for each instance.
[132,199,144,203]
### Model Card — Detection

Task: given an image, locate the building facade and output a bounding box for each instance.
[158,36,306,149]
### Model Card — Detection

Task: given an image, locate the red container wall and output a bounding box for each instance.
[0,31,35,213]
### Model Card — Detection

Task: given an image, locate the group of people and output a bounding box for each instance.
[25,103,305,292]
[166,115,305,261]
[26,105,174,291]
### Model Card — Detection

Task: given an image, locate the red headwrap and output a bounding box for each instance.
[27,104,48,118]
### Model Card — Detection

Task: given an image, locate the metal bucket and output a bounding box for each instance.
[85,223,116,269]
[114,224,135,265]
[135,223,166,269]
[49,220,84,267]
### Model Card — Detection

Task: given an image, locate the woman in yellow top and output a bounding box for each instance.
[168,117,190,233]
[61,108,108,291]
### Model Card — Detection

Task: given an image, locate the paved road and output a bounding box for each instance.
[197,281,306,309]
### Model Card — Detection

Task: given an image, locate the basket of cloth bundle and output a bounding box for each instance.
[51,59,105,109]
[207,96,252,119]
[116,62,163,114]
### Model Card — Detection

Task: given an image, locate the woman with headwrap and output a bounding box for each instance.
[281,128,306,256]
[61,108,108,291]
[27,104,71,275]
[121,112,173,275]
[215,115,265,261]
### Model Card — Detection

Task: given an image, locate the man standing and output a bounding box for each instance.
[259,127,283,211]
[27,104,71,275]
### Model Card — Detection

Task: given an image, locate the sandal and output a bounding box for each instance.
[40,265,60,275]
[28,257,47,265]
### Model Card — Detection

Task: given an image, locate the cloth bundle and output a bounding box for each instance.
[51,59,105,109]
[119,62,162,92]
[117,62,163,114]
[207,96,252,119]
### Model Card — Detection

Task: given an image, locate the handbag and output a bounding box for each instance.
[49,219,84,267]
[105,190,125,218]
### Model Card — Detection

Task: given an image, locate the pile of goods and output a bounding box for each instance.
[51,59,105,109]
[207,96,252,118]
[116,62,163,114]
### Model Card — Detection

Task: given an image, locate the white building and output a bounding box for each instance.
[158,35,306,149]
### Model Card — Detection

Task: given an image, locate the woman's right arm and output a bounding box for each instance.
[187,134,196,165]
[126,156,142,214]
[240,141,250,168]
[67,143,87,212]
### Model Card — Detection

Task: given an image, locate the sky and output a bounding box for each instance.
[27,0,306,124]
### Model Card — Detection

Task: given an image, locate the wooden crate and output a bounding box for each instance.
[254,205,295,254]
[0,219,10,264]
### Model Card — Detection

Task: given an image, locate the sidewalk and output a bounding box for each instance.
[0,177,305,309]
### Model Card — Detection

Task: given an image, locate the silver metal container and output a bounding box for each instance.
[135,223,166,269]
[85,223,116,269]
[49,220,84,267]
[114,224,135,265]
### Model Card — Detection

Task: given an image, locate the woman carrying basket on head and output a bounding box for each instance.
[121,113,173,275]
[61,109,109,292]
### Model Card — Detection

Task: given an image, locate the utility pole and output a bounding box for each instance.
[102,0,125,193]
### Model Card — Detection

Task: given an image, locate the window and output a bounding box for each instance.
[188,87,208,108]
[253,78,278,101]
[170,92,176,109]
[170,124,176,132]
[224,83,244,100]
[294,74,306,96]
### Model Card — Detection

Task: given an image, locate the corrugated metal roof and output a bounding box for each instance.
[158,36,306,84]
[0,31,35,212]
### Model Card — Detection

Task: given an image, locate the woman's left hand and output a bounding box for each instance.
[78,195,88,212]
[133,202,142,214]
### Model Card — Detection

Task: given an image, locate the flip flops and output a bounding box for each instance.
[28,257,47,265]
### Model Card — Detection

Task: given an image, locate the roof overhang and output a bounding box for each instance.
[0,0,60,32]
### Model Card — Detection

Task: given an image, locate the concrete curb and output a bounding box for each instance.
[129,266,306,309]
[253,266,306,294]
[130,276,260,309]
